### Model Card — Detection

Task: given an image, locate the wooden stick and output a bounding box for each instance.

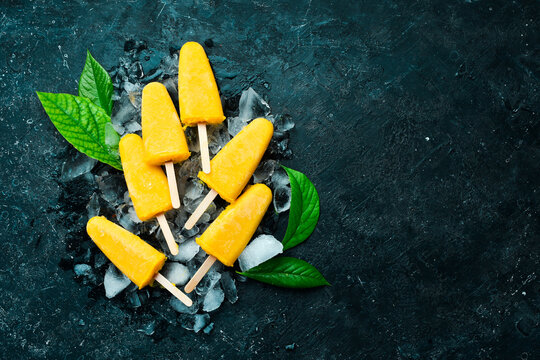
[154,272,193,306]
[156,214,179,255]
[165,162,180,209]
[184,189,218,230]
[184,256,216,293]
[198,123,211,174]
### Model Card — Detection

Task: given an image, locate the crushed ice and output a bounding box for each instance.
[66,42,297,334]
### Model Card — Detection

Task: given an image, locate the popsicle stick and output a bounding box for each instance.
[184,256,216,293]
[165,162,180,209]
[156,214,179,255]
[184,189,218,230]
[154,272,193,306]
[198,123,211,174]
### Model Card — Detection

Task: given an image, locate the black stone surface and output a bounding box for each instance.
[1,0,539,358]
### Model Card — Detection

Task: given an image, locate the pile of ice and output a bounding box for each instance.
[60,41,295,335]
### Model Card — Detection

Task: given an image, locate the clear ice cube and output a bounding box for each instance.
[96,174,126,207]
[160,262,190,286]
[74,264,92,277]
[238,87,271,121]
[220,272,238,304]
[202,286,225,312]
[86,193,100,219]
[238,234,284,272]
[171,239,200,264]
[273,185,292,213]
[103,263,131,298]
[195,270,221,296]
[170,297,199,315]
[60,152,97,182]
[253,160,277,183]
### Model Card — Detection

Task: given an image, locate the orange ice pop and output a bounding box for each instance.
[142,82,190,208]
[184,184,272,293]
[119,134,178,255]
[184,118,273,230]
[87,216,192,305]
[178,41,225,173]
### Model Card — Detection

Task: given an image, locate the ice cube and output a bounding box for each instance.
[178,314,211,333]
[184,195,205,214]
[253,160,277,183]
[207,123,231,154]
[184,180,205,200]
[97,174,126,207]
[127,292,142,308]
[160,262,190,286]
[137,321,156,336]
[181,225,200,238]
[124,120,142,133]
[60,152,97,182]
[197,212,211,225]
[203,323,214,334]
[270,168,290,189]
[111,96,138,135]
[170,297,199,314]
[86,193,100,219]
[115,204,141,234]
[74,264,92,277]
[227,116,248,137]
[162,77,178,104]
[123,82,142,108]
[273,186,292,213]
[202,286,225,312]
[238,87,271,121]
[238,234,284,272]
[194,314,211,333]
[220,272,238,304]
[273,114,295,132]
[178,155,200,179]
[161,53,179,77]
[171,239,200,263]
[93,253,107,268]
[195,271,221,296]
[103,263,131,298]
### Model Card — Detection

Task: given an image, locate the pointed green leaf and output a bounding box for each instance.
[281,166,320,250]
[238,257,330,288]
[37,92,122,170]
[78,50,113,115]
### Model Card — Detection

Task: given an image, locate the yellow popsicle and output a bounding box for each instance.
[196,184,272,267]
[119,134,172,221]
[142,82,190,165]
[178,41,225,126]
[198,118,273,203]
[87,216,166,289]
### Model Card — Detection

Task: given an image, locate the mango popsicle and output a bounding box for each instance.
[142,82,190,209]
[87,216,192,306]
[184,118,273,230]
[119,134,178,255]
[184,184,272,293]
[178,41,225,173]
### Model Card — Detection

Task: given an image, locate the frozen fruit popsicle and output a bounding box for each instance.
[178,41,225,173]
[87,216,192,306]
[142,82,190,209]
[184,184,272,293]
[184,117,273,230]
[120,134,178,255]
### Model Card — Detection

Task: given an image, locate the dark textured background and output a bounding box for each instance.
[1,0,539,359]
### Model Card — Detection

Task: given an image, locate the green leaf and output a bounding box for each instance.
[37,92,122,170]
[238,257,330,288]
[281,166,320,250]
[78,50,113,115]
